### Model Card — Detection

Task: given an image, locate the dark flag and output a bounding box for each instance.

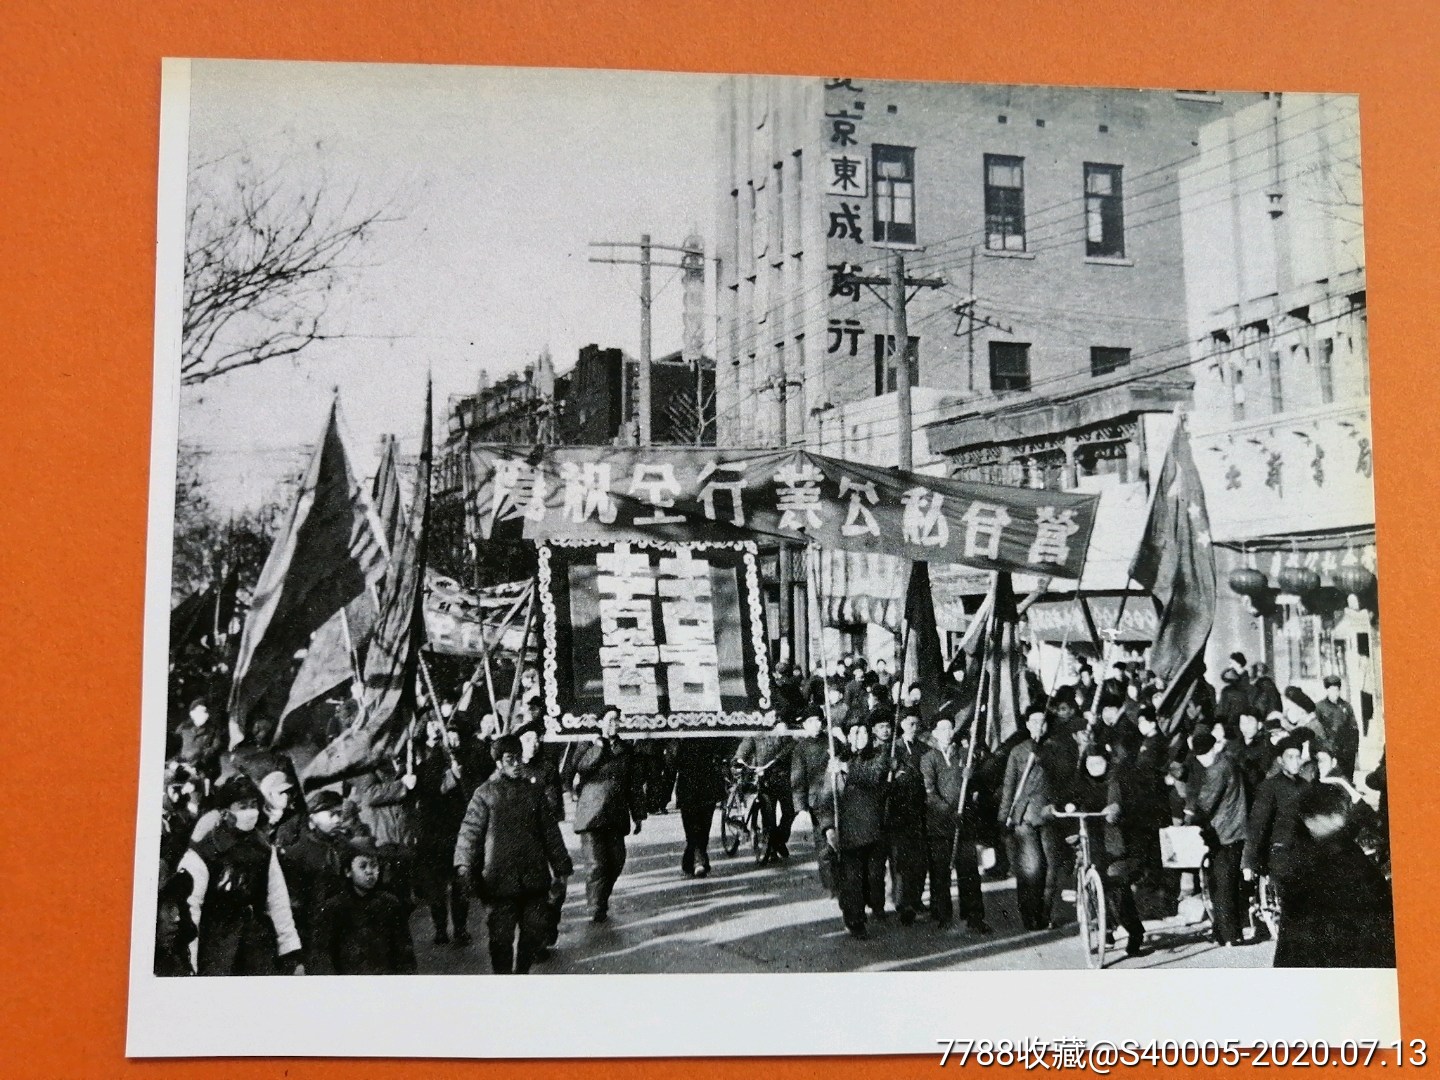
[273,433,404,746]
[304,382,433,786]
[169,566,237,656]
[227,401,386,735]
[1129,418,1216,729]
[900,561,946,719]
[980,571,1025,749]
[371,434,404,552]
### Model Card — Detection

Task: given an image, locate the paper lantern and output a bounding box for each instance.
[1277,564,1322,594]
[1332,564,1377,595]
[1228,567,1269,597]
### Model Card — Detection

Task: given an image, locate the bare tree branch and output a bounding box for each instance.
[181,151,402,385]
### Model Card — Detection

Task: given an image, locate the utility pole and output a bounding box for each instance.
[967,247,977,393]
[589,236,701,447]
[890,253,914,470]
[639,234,652,445]
[844,253,945,472]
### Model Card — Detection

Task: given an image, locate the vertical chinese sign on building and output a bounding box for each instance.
[825,77,872,368]
[537,540,775,739]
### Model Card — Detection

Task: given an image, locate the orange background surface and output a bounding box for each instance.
[3,1,1438,1074]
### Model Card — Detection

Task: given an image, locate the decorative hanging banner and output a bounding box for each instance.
[538,540,775,740]
[468,447,1101,579]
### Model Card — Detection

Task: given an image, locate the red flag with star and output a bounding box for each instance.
[1129,417,1216,727]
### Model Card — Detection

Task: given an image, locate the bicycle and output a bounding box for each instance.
[1052,808,1113,969]
[720,760,777,865]
[1248,872,1281,938]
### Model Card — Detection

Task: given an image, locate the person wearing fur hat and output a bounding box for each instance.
[454,734,573,974]
[309,837,417,975]
[175,775,305,975]
[273,788,353,967]
[1314,675,1361,782]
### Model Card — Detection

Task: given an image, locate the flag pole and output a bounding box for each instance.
[503,579,540,734]
[807,543,842,851]
[948,583,996,869]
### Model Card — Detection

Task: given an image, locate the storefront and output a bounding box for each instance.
[1215,528,1382,773]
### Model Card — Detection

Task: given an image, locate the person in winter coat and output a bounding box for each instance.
[1273,783,1395,967]
[999,708,1064,932]
[1248,662,1284,721]
[155,869,197,976]
[884,710,929,924]
[454,735,574,974]
[177,775,305,976]
[309,839,418,975]
[1119,708,1171,894]
[815,723,891,938]
[274,788,354,967]
[161,760,203,877]
[790,712,837,894]
[1232,712,1276,797]
[1186,731,1249,946]
[1314,675,1361,782]
[1243,733,1314,891]
[920,718,989,933]
[1215,668,1251,732]
[569,708,645,923]
[735,717,797,862]
[515,724,567,949]
[1063,746,1149,957]
[414,720,472,946]
[175,699,224,787]
[673,736,732,878]
[349,758,418,904]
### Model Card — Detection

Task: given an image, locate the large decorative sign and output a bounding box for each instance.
[538,540,775,740]
[469,447,1101,580]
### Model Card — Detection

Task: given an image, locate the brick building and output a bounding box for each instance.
[716,76,1261,666]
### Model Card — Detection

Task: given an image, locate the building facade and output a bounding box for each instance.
[1179,93,1379,768]
[716,76,1260,668]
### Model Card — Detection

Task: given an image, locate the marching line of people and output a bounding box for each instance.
[155,650,1393,976]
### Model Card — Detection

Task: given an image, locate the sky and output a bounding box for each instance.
[177,60,723,512]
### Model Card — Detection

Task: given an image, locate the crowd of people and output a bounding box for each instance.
[155,648,1394,977]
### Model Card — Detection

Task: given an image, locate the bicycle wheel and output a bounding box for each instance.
[720,787,745,857]
[1257,877,1281,937]
[1077,864,1107,969]
[1199,855,1215,926]
[748,796,771,866]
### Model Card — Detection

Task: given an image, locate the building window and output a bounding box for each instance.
[1090,346,1131,377]
[989,341,1031,392]
[1231,367,1245,421]
[1084,163,1125,258]
[984,155,1026,251]
[1318,336,1335,404]
[874,334,920,395]
[872,145,916,245]
[1269,351,1284,412]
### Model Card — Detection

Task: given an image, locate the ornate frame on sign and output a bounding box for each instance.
[537,539,776,739]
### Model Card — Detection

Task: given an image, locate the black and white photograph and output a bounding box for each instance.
[130,58,1396,1057]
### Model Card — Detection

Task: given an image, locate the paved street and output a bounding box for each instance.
[414,809,1274,975]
